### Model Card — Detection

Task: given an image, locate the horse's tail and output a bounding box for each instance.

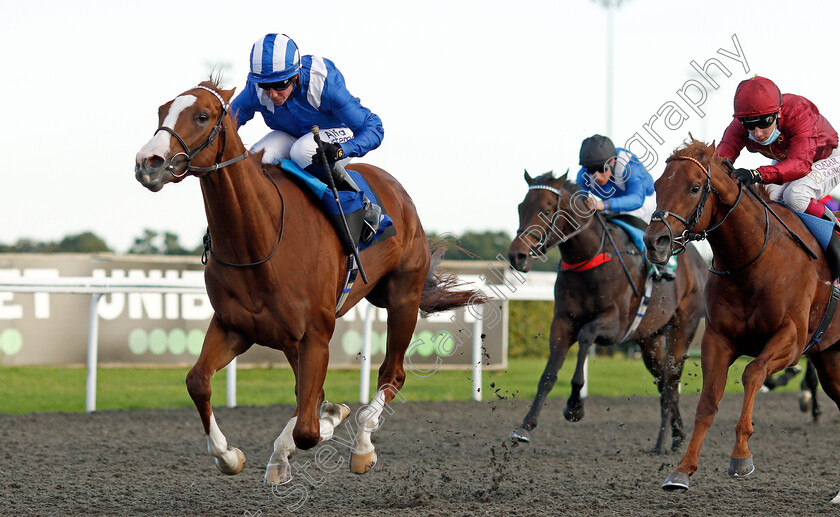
[418,242,492,316]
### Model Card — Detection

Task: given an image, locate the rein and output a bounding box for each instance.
[164,86,284,268]
[653,154,819,275]
[155,85,248,177]
[201,167,286,268]
[517,184,641,289]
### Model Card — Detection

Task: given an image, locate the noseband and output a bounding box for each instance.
[650,155,743,255]
[515,184,594,256]
[155,85,248,177]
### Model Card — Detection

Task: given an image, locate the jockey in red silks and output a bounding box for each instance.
[717,76,840,229]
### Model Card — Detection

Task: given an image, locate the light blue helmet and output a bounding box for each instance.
[248,33,301,84]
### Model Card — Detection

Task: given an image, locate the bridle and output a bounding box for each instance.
[650,155,772,276]
[155,85,248,177]
[155,85,284,268]
[515,184,595,257]
[650,155,744,255]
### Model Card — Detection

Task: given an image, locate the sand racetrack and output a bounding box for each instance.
[1,391,838,516]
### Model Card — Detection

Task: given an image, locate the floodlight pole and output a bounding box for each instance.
[594,0,628,137]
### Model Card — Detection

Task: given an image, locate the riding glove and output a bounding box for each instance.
[732,167,762,186]
[312,142,345,166]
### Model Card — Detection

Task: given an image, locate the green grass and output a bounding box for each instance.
[0,354,810,414]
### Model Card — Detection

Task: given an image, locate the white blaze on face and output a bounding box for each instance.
[136,94,197,162]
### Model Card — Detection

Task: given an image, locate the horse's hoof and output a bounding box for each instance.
[350,449,377,475]
[508,427,531,443]
[264,462,292,486]
[215,447,246,476]
[661,472,690,490]
[563,404,584,422]
[337,403,351,422]
[728,456,755,478]
[799,390,812,413]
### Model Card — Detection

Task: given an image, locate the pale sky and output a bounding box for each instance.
[2,0,837,253]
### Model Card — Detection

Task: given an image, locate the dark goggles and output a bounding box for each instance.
[258,77,296,91]
[585,161,612,174]
[739,113,777,131]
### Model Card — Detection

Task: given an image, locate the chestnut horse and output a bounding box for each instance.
[134,81,483,485]
[507,171,707,454]
[644,138,840,503]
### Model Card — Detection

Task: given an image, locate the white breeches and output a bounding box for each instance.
[763,147,840,212]
[251,127,354,168]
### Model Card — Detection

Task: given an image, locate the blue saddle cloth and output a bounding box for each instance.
[279,159,394,251]
[796,212,835,251]
[610,218,647,253]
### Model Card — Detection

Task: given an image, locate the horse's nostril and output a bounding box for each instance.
[146,155,165,170]
[656,235,671,249]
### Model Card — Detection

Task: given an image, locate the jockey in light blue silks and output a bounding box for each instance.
[575,134,674,280]
[576,135,656,223]
[231,33,384,242]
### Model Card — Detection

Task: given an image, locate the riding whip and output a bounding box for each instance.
[312,126,369,284]
[594,211,641,298]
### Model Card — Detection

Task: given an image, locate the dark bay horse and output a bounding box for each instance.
[644,138,840,502]
[507,171,707,454]
[134,81,484,485]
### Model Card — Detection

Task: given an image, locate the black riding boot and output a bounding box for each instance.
[820,206,840,280]
[304,163,383,243]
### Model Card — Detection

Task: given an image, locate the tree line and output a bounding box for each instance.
[0,230,202,256]
[0,229,561,271]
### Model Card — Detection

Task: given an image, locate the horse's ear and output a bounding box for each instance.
[710,140,717,153]
[558,168,569,183]
[524,169,534,185]
[220,87,236,104]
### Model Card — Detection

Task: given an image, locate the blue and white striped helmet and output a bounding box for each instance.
[248,34,301,84]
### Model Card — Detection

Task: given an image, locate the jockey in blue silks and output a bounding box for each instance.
[231,33,384,242]
[576,135,656,223]
[575,134,674,280]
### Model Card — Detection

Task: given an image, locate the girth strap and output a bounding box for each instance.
[335,254,359,314]
[619,273,654,343]
[804,279,840,353]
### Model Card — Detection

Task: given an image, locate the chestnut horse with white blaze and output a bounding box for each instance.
[644,138,840,504]
[134,80,485,485]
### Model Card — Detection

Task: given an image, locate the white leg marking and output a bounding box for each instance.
[265,416,297,485]
[353,390,386,455]
[207,413,239,468]
[317,401,349,442]
[831,490,840,504]
[268,416,297,466]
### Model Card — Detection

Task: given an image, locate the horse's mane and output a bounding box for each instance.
[194,73,225,94]
[666,136,715,165]
[666,135,773,201]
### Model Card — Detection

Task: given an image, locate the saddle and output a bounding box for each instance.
[278,160,396,254]
[794,211,840,280]
[604,214,648,254]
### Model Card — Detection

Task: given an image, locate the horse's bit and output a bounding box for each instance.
[155,85,248,177]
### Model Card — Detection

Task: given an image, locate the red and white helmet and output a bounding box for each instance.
[733,76,782,118]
